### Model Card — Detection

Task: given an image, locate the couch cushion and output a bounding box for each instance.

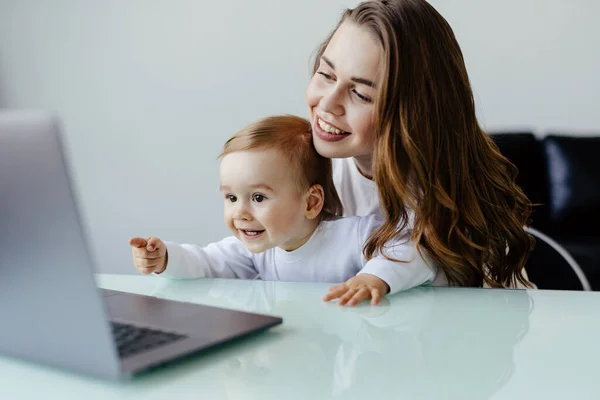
[490,133,552,231]
[555,237,600,290]
[525,235,588,291]
[543,135,600,237]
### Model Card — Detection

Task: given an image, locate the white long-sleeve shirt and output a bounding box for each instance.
[331,157,534,289]
[332,158,380,218]
[161,214,437,295]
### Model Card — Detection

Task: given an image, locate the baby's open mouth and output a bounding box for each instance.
[241,229,265,237]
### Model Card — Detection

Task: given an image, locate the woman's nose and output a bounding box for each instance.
[320,86,345,117]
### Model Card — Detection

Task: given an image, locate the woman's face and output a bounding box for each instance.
[306,21,382,161]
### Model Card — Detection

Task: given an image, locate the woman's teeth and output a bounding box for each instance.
[318,118,346,135]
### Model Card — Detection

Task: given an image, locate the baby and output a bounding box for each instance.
[130,115,436,306]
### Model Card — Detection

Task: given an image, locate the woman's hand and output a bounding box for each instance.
[323,274,390,306]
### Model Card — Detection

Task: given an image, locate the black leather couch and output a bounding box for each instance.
[491,132,600,290]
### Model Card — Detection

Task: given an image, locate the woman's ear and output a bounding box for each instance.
[305,184,325,220]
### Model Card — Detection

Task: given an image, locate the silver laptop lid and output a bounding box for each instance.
[0,111,121,379]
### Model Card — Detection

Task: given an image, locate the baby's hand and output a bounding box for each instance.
[323,274,389,306]
[129,237,167,275]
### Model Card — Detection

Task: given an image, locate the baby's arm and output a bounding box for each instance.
[323,215,437,306]
[358,241,437,295]
[357,215,437,294]
[162,237,258,279]
[130,236,258,280]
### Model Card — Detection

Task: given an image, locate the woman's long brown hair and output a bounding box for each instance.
[312,0,534,287]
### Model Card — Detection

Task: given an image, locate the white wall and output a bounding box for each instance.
[0,0,598,274]
[432,0,600,135]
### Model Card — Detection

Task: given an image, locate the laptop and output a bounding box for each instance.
[0,110,282,380]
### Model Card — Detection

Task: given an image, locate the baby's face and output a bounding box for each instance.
[219,149,309,253]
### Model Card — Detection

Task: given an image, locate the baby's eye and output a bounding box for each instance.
[252,194,266,203]
[227,195,237,203]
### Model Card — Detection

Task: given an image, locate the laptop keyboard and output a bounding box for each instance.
[111,322,187,359]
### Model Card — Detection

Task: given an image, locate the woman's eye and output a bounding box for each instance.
[227,195,237,203]
[353,89,372,103]
[252,194,265,203]
[317,71,333,81]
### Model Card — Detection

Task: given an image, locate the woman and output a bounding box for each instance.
[310,0,534,302]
